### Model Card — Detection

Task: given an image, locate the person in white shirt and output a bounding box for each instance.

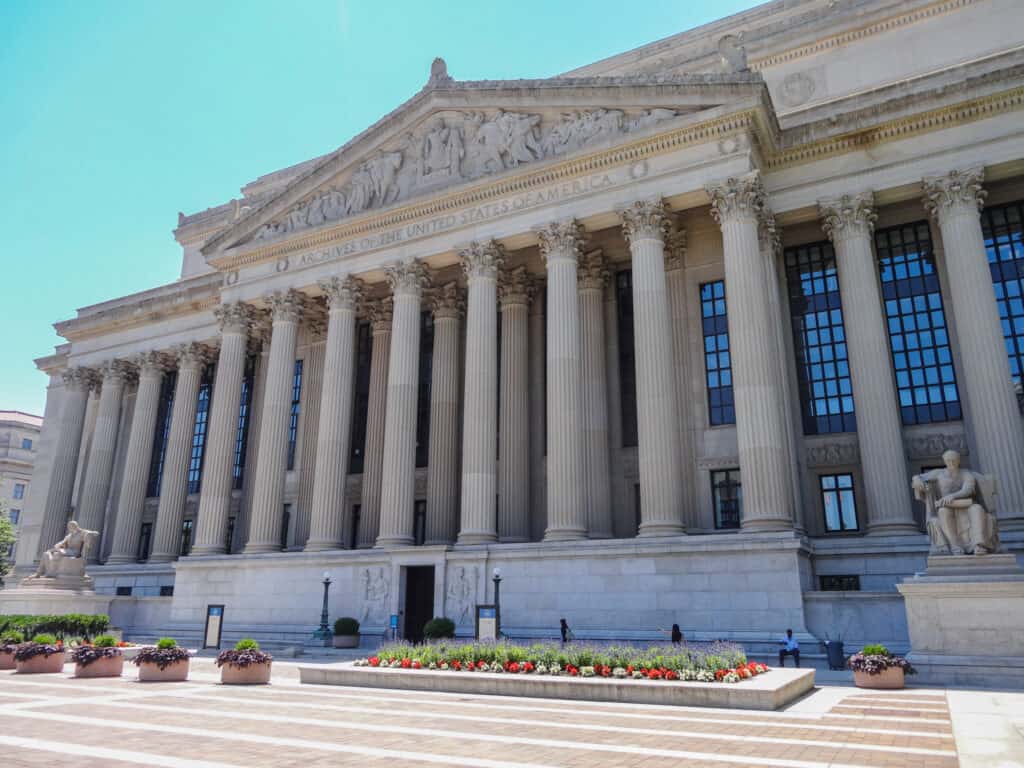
[779,628,800,667]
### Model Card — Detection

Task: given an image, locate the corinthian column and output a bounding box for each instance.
[924,168,1024,528]
[37,368,93,557]
[577,251,614,538]
[107,353,170,563]
[425,283,462,545]
[377,260,430,547]
[819,193,916,533]
[620,200,686,536]
[149,343,209,562]
[244,291,305,553]
[306,276,363,551]
[454,241,503,545]
[537,220,586,541]
[191,303,253,555]
[707,173,794,531]
[357,299,391,547]
[77,361,129,558]
[528,283,546,541]
[498,266,532,542]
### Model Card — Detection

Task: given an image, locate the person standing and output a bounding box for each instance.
[779,628,800,667]
[658,624,684,645]
[560,618,573,645]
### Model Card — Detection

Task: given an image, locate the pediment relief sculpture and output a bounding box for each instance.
[252,107,680,243]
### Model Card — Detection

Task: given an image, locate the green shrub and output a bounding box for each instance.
[861,643,890,657]
[93,635,117,648]
[0,613,109,641]
[32,633,58,645]
[234,638,260,651]
[1,630,25,645]
[156,637,178,650]
[422,617,456,640]
[333,617,360,636]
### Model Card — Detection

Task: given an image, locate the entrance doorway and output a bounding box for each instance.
[403,566,435,643]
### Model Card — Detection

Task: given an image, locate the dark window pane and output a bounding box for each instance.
[287,360,303,470]
[700,280,735,426]
[416,312,434,468]
[232,355,257,490]
[147,371,177,497]
[616,270,639,446]
[981,201,1024,392]
[187,364,215,494]
[349,322,373,474]
[820,472,859,532]
[711,469,742,529]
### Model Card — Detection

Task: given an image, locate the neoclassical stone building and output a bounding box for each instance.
[13,0,1024,649]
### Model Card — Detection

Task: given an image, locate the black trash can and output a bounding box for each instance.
[824,640,845,670]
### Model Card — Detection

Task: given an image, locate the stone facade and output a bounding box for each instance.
[0,410,42,571]
[10,0,1024,652]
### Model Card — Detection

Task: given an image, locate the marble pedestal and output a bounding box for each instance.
[0,587,112,617]
[896,554,1024,687]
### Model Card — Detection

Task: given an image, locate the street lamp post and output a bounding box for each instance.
[313,571,332,647]
[492,567,502,639]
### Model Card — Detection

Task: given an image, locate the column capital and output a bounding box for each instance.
[757,208,782,256]
[499,266,535,306]
[706,171,766,226]
[318,275,364,311]
[266,289,306,323]
[665,228,687,272]
[819,192,877,242]
[460,239,505,281]
[430,281,464,319]
[386,258,431,298]
[61,366,97,391]
[214,301,254,334]
[620,199,671,244]
[368,297,393,332]
[577,249,609,292]
[923,167,987,219]
[172,342,213,372]
[536,219,585,263]
[131,351,172,377]
[98,359,133,385]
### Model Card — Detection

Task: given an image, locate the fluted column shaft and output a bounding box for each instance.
[498,267,532,542]
[538,221,587,540]
[425,283,462,545]
[621,201,686,536]
[190,305,252,555]
[37,370,92,557]
[708,174,794,530]
[820,194,916,533]
[528,285,547,541]
[77,362,128,559]
[357,303,392,547]
[924,168,1024,527]
[454,242,502,544]
[377,260,429,547]
[306,278,362,551]
[244,291,304,553]
[149,346,206,562]
[107,355,168,563]
[577,252,614,538]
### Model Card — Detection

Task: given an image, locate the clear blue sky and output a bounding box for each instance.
[0,0,760,416]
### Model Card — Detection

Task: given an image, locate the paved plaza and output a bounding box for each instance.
[2,660,1022,768]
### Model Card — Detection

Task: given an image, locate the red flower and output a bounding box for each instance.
[600,666,611,677]
[626,665,634,674]
[567,665,578,676]
[401,658,412,669]
[412,660,422,669]
[522,662,534,673]
[452,660,461,670]
[715,669,726,680]
[647,669,662,680]
[369,656,380,667]
[477,660,488,670]
[507,662,520,673]
[665,670,679,680]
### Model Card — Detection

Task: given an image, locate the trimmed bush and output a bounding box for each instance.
[0,614,109,641]
[333,617,360,636]
[422,617,456,640]
[32,634,58,645]
[234,638,260,651]
[860,643,889,657]
[155,637,178,650]
[1,631,25,646]
[93,635,118,648]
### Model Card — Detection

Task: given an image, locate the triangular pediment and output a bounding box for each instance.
[204,73,772,257]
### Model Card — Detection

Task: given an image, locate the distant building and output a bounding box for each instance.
[0,411,42,564]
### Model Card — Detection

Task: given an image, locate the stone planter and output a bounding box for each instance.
[220,661,272,685]
[0,650,15,670]
[16,653,65,674]
[333,634,359,649]
[137,659,190,682]
[853,666,905,690]
[75,654,124,678]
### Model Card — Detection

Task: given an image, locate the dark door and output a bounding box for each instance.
[403,566,435,643]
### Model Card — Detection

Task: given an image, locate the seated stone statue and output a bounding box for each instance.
[33,520,99,579]
[912,450,1000,556]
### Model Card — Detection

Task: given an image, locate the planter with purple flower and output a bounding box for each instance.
[848,644,916,689]
[0,631,25,670]
[133,638,191,682]
[72,635,125,678]
[14,634,65,674]
[217,639,273,685]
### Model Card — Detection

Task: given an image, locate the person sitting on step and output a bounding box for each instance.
[778,628,800,667]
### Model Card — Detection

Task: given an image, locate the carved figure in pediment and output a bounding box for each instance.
[423,117,464,181]
[322,188,347,221]
[346,165,374,214]
[465,112,506,177]
[500,111,542,166]
[305,194,327,227]
[366,151,403,205]
[395,132,422,198]
[629,108,677,131]
[718,34,748,73]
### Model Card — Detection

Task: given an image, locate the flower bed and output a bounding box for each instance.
[352,641,769,684]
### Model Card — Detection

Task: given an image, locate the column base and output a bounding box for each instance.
[497,536,530,544]
[375,536,414,548]
[187,545,227,557]
[303,540,342,552]
[457,531,498,545]
[867,522,921,536]
[423,538,455,547]
[997,516,1024,533]
[740,519,793,533]
[103,555,138,566]
[145,553,176,564]
[543,528,587,542]
[241,543,283,555]
[637,522,685,538]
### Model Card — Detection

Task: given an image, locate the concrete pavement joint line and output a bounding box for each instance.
[0,734,245,768]
[0,708,560,768]
[166,688,958,742]
[84,698,960,758]
[0,706,892,768]
[831,702,952,713]
[825,712,952,724]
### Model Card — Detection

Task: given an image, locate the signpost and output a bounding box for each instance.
[476,605,498,641]
[390,613,399,641]
[203,604,224,649]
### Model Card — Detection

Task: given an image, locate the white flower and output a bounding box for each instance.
[428,662,437,670]
[580,666,595,678]
[536,664,548,674]
[632,671,645,679]
[613,667,627,678]
[440,662,449,671]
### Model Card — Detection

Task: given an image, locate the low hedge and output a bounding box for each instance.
[0,614,110,641]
